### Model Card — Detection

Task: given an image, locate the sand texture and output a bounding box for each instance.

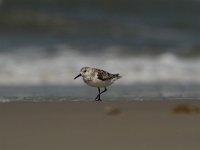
[0,101,200,150]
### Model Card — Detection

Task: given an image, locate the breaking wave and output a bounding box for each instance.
[0,45,200,85]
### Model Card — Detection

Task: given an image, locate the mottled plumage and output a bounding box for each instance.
[96,69,120,81]
[74,67,122,101]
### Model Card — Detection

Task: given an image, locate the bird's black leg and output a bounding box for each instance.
[95,87,107,101]
[95,87,101,101]
[100,87,107,95]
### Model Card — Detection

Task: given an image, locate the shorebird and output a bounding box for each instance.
[74,67,122,101]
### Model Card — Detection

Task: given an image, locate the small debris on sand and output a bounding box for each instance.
[172,104,200,114]
[104,105,121,115]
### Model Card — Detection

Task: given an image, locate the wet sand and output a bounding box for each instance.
[0,100,200,150]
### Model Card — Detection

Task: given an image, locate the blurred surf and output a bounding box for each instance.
[0,46,200,85]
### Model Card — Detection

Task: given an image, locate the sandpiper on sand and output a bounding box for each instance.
[74,67,122,101]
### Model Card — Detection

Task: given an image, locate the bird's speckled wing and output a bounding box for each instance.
[96,69,120,81]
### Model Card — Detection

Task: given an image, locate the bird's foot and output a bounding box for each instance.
[95,99,102,101]
[95,95,101,101]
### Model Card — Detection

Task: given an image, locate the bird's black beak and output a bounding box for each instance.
[74,73,81,80]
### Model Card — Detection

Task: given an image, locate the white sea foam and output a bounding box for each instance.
[0,45,200,85]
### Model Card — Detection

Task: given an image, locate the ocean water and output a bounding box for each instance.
[1,47,200,102]
[0,45,200,85]
[0,0,200,102]
[0,84,200,102]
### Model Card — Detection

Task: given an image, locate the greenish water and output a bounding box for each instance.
[0,0,200,55]
[0,0,200,87]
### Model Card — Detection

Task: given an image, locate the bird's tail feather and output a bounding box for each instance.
[114,74,122,79]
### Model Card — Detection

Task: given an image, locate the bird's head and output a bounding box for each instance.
[74,67,91,79]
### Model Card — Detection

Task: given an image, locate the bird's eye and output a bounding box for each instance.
[83,70,87,73]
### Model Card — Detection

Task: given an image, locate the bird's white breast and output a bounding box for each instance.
[83,77,114,87]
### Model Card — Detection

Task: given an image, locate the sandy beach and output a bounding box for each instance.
[0,100,200,150]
